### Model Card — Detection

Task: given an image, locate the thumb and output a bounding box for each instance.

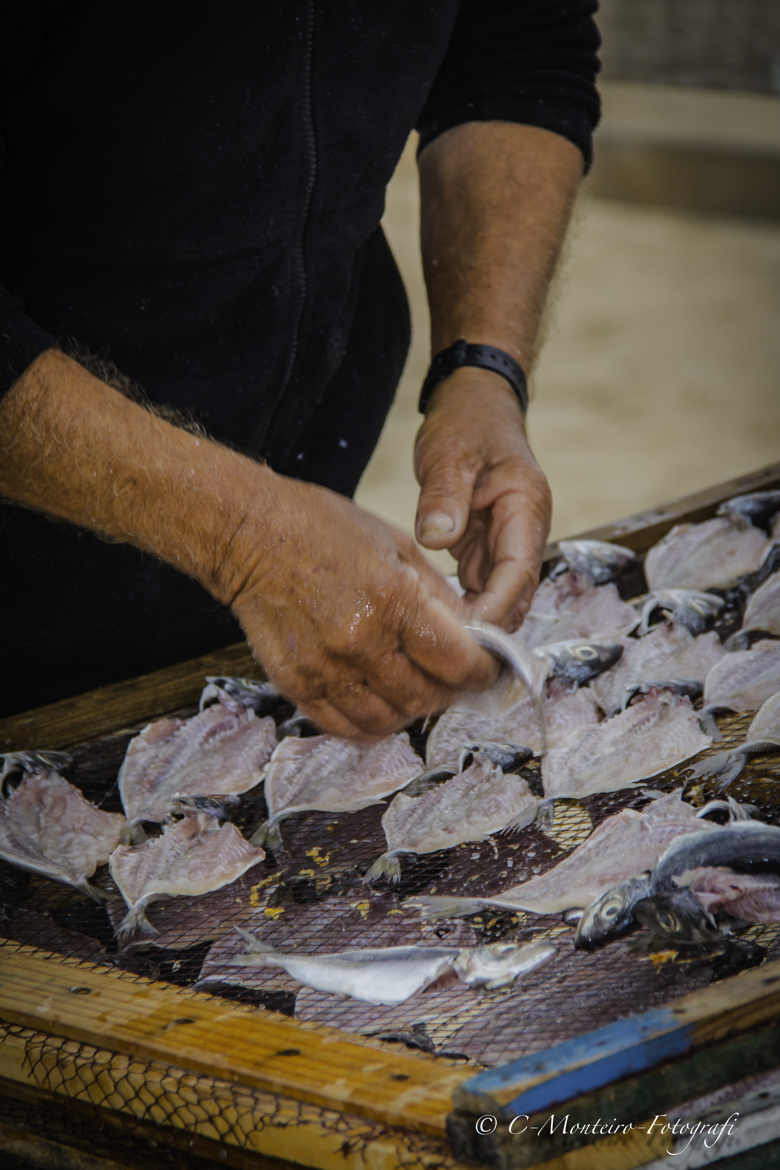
[415,462,474,549]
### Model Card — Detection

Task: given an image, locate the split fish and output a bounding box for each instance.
[636,589,724,637]
[541,691,712,799]
[685,690,780,789]
[590,625,725,716]
[365,754,539,883]
[554,539,638,585]
[726,572,780,649]
[702,639,780,722]
[220,932,555,1003]
[516,573,639,650]
[574,819,780,948]
[109,813,266,939]
[644,517,769,592]
[250,731,422,850]
[0,758,126,897]
[118,682,278,826]
[411,789,721,919]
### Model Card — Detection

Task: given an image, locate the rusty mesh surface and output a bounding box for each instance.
[0,562,779,1159]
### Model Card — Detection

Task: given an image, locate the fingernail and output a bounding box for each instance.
[419,511,455,541]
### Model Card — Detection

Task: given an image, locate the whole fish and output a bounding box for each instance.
[118,683,277,826]
[717,489,780,531]
[365,754,539,884]
[591,625,725,716]
[250,731,422,850]
[574,820,780,948]
[411,789,721,919]
[554,539,638,585]
[541,691,711,799]
[645,517,769,592]
[109,813,266,939]
[220,932,555,1003]
[685,691,780,789]
[0,758,126,897]
[637,589,724,637]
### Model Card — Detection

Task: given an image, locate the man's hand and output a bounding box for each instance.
[414,367,551,630]
[224,472,498,737]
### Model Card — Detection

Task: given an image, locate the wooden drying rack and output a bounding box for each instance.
[1,462,779,1170]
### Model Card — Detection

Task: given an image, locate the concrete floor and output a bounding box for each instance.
[355,86,780,575]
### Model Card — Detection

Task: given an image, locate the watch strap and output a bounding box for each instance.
[418,339,528,414]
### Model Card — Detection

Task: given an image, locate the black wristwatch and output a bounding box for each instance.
[418,339,528,414]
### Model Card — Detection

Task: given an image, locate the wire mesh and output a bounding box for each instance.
[1,538,779,1162]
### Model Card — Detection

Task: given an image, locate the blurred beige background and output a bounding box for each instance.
[355,83,780,576]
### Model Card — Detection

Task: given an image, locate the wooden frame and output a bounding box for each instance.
[1,461,779,1170]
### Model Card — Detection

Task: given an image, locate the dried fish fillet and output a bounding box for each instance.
[109,813,266,939]
[251,732,421,848]
[703,639,780,715]
[365,755,538,882]
[426,684,601,770]
[118,692,277,826]
[591,625,725,715]
[412,789,717,919]
[517,573,639,650]
[686,690,780,788]
[556,539,638,584]
[0,766,126,896]
[644,517,769,591]
[541,691,712,799]
[224,933,554,1003]
[728,573,780,646]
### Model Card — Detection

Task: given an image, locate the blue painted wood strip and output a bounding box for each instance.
[458,1007,693,1116]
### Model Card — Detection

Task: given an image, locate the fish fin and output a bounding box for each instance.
[250,818,284,852]
[363,852,402,886]
[497,808,539,837]
[714,753,751,793]
[685,749,734,784]
[638,596,658,636]
[534,797,556,833]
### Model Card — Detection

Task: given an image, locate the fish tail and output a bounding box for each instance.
[250,817,284,852]
[685,748,735,785]
[698,709,722,740]
[534,797,556,832]
[714,751,750,793]
[116,901,159,944]
[363,852,402,885]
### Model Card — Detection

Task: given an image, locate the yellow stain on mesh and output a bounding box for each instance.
[305,847,330,868]
[351,901,371,919]
[263,907,285,919]
[539,800,592,848]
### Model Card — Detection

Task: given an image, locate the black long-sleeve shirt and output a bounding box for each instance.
[0,1,600,712]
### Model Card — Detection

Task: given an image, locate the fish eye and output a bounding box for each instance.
[657,909,679,933]
[575,646,599,660]
[600,895,624,920]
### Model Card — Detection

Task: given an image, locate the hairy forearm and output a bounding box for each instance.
[0,349,270,602]
[418,121,583,371]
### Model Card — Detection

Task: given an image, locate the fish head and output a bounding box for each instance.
[557,539,638,585]
[574,875,652,949]
[634,888,720,945]
[537,639,623,688]
[717,490,780,533]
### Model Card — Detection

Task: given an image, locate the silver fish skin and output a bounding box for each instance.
[717,490,780,530]
[686,690,780,789]
[556,539,638,585]
[644,517,770,592]
[637,589,724,636]
[452,941,556,989]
